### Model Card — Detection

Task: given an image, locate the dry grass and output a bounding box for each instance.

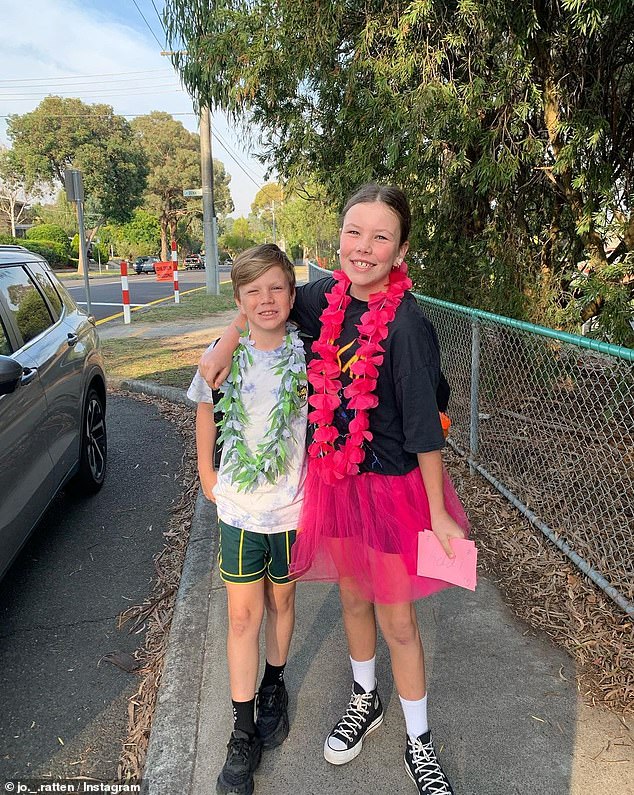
[113,392,199,782]
[445,451,633,715]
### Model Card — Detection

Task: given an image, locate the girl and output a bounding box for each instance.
[201,184,469,795]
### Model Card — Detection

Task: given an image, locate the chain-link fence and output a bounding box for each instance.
[307,263,634,615]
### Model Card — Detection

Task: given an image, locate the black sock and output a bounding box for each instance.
[232,698,255,735]
[260,661,286,689]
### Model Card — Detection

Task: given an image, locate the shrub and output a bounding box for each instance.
[26,224,71,254]
[20,240,70,267]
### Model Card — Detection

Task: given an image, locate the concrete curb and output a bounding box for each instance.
[141,491,217,795]
[109,377,193,407]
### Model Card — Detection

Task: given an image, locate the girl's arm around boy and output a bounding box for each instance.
[195,402,218,503]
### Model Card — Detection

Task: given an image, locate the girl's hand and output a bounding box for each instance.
[431,510,465,558]
[200,469,218,502]
[200,350,231,390]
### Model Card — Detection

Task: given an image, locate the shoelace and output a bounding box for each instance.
[258,688,280,717]
[227,735,251,764]
[332,691,373,742]
[408,736,451,795]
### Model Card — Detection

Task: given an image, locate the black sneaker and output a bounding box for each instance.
[404,730,454,795]
[216,730,263,795]
[255,682,289,749]
[323,681,384,765]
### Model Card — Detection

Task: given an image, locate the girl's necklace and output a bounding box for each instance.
[307,268,411,483]
[216,325,306,492]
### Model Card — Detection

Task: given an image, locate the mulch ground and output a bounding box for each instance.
[112,391,633,780]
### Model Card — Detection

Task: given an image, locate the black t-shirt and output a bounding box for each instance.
[291,277,447,475]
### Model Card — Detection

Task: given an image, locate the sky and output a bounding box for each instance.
[0,0,269,217]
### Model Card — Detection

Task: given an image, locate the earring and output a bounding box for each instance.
[336,248,341,255]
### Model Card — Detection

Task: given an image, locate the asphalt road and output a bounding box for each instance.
[0,394,184,784]
[62,268,231,323]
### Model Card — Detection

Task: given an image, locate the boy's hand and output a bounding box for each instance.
[431,510,465,558]
[200,469,218,502]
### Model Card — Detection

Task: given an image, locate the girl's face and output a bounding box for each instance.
[339,201,409,301]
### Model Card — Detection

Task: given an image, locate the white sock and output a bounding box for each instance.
[350,655,376,693]
[399,693,429,740]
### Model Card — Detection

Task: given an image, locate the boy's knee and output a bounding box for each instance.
[228,602,263,637]
[264,584,296,615]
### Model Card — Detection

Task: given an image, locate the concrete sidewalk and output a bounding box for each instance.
[139,492,631,795]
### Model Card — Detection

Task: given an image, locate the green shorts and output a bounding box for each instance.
[218,520,297,585]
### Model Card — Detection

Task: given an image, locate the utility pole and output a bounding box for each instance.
[64,168,92,315]
[200,107,220,295]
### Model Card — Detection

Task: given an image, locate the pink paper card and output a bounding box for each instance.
[417,532,478,591]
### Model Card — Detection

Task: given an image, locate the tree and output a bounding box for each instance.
[165,0,634,345]
[277,183,339,263]
[100,209,162,258]
[0,149,40,237]
[132,111,234,260]
[219,216,258,255]
[7,97,148,228]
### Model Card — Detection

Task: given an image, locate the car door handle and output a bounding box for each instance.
[67,333,79,347]
[20,367,38,385]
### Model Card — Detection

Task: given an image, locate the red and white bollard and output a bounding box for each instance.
[171,240,180,304]
[120,260,131,324]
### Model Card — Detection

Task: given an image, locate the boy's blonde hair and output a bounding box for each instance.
[231,244,296,298]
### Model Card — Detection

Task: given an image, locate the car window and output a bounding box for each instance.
[0,315,11,356]
[28,263,63,320]
[0,266,54,345]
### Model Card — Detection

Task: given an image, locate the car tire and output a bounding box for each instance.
[73,387,107,494]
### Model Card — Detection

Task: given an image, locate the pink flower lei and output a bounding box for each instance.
[307,266,412,483]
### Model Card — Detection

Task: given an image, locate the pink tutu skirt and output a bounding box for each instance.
[290,461,470,604]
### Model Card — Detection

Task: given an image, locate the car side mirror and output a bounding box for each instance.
[0,355,24,395]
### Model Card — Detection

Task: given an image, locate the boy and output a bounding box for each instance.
[187,244,307,795]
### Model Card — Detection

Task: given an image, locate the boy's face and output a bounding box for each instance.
[235,265,294,338]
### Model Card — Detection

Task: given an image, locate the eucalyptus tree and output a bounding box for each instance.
[165,0,634,343]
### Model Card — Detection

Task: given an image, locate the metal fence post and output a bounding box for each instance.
[469,317,481,476]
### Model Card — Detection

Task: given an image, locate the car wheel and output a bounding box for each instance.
[74,387,107,493]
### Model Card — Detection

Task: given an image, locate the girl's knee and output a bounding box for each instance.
[339,586,373,619]
[377,606,420,646]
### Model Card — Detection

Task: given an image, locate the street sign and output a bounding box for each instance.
[183,188,203,197]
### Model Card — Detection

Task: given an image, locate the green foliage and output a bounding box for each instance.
[31,191,76,234]
[219,216,258,254]
[131,112,233,259]
[26,223,70,251]
[165,0,634,346]
[7,97,148,225]
[0,236,69,267]
[101,209,161,258]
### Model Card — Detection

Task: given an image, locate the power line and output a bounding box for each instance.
[211,129,265,189]
[129,0,165,49]
[0,112,197,119]
[150,0,167,34]
[0,84,184,101]
[0,76,177,91]
[0,69,172,85]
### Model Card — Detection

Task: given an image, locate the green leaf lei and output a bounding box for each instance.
[216,326,306,493]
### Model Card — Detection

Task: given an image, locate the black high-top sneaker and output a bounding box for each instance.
[323,681,384,765]
[404,730,455,794]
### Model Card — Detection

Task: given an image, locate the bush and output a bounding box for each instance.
[26,224,71,254]
[20,240,70,267]
[0,235,69,266]
[89,241,110,264]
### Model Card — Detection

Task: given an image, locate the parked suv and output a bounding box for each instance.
[133,255,160,274]
[184,254,204,270]
[0,246,107,581]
